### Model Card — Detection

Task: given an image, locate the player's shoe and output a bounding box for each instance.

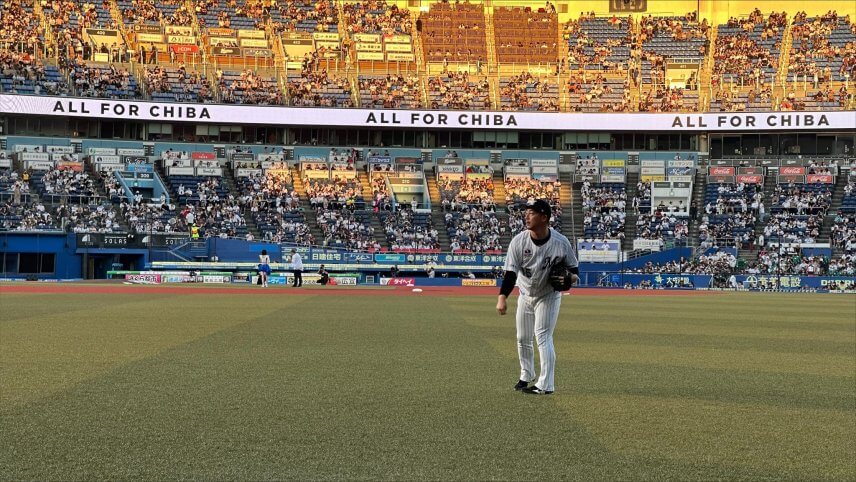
[521,386,553,395]
[513,380,530,391]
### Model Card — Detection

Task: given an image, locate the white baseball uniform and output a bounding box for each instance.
[503,228,578,392]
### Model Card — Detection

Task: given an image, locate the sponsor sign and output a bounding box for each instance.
[385,43,412,52]
[236,168,262,177]
[806,174,833,183]
[207,28,235,37]
[736,174,763,184]
[708,166,735,176]
[641,166,664,175]
[242,47,273,57]
[57,161,83,171]
[26,161,54,170]
[231,152,255,162]
[165,26,192,36]
[211,46,240,55]
[354,33,380,43]
[666,166,693,176]
[191,151,216,160]
[386,53,414,61]
[0,159,10,168]
[45,145,74,154]
[641,174,666,182]
[134,24,162,33]
[168,166,194,175]
[780,166,806,176]
[356,42,383,52]
[331,276,357,286]
[668,175,693,183]
[437,165,464,174]
[196,167,223,176]
[375,253,406,263]
[20,152,50,161]
[240,38,269,48]
[7,96,849,131]
[667,159,695,167]
[14,144,43,152]
[633,239,664,251]
[88,147,116,155]
[505,165,530,175]
[577,240,620,263]
[171,44,199,54]
[125,273,161,283]
[641,160,665,167]
[312,32,340,41]
[530,159,558,167]
[118,148,145,156]
[202,275,230,283]
[167,35,196,45]
[137,33,164,43]
[385,35,411,44]
[738,166,763,175]
[461,279,497,287]
[601,159,625,167]
[237,29,266,38]
[381,277,416,286]
[209,36,238,46]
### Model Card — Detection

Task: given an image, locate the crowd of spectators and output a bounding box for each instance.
[638,86,696,112]
[120,200,180,234]
[712,10,786,86]
[40,167,100,198]
[438,177,496,211]
[369,173,391,212]
[218,70,282,105]
[343,0,412,35]
[771,183,831,214]
[56,202,122,233]
[359,74,420,109]
[1,51,68,95]
[0,0,44,54]
[0,201,57,231]
[580,180,626,240]
[305,177,363,210]
[504,177,562,233]
[272,0,339,33]
[635,210,689,243]
[500,72,559,111]
[445,207,503,252]
[564,12,633,71]
[382,208,439,251]
[144,65,214,102]
[747,248,831,275]
[762,212,822,244]
[631,250,737,274]
[68,60,140,99]
[288,70,353,107]
[789,11,856,84]
[567,73,631,112]
[427,72,489,110]
[831,212,855,252]
[316,209,379,251]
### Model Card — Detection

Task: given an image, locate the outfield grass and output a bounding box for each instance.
[1,289,854,480]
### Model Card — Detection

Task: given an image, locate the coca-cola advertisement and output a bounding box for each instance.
[736,174,763,184]
[780,166,806,176]
[708,166,735,176]
[806,174,833,184]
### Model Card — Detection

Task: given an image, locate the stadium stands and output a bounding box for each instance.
[699,182,762,247]
[358,74,420,109]
[343,0,412,35]
[145,66,214,103]
[218,69,282,105]
[494,4,558,65]
[68,60,141,99]
[580,180,626,240]
[380,209,439,252]
[420,2,486,64]
[499,72,560,111]
[427,72,489,110]
[289,71,353,107]
[564,13,633,71]
[0,201,57,231]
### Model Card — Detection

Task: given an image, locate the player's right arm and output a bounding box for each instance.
[497,236,519,315]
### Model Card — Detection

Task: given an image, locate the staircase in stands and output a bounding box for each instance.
[687,169,707,244]
[425,174,451,251]
[825,173,849,256]
[356,170,389,249]
[290,171,325,244]
[559,172,574,237]
[622,169,639,251]
[222,167,261,240]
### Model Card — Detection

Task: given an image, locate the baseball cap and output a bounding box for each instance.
[526,199,552,218]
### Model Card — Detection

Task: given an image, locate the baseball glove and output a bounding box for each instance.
[549,260,574,292]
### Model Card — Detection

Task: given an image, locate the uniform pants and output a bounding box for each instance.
[516,291,561,392]
[292,269,302,287]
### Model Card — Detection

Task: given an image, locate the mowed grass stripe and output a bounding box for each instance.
[0,293,302,408]
[0,291,853,479]
[555,393,856,480]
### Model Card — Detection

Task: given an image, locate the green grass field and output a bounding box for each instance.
[1,288,854,480]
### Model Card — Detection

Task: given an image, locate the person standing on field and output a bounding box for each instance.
[290,248,303,287]
[496,200,579,395]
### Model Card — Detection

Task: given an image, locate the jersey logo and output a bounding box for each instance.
[522,248,533,262]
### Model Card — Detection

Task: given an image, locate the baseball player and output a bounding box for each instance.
[290,248,303,287]
[496,199,579,395]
